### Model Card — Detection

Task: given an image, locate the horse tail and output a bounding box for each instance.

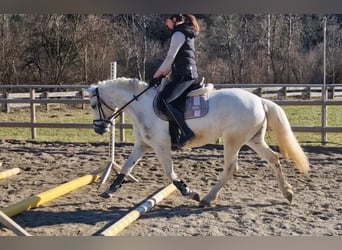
[262,98,309,174]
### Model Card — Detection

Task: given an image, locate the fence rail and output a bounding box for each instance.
[0,83,341,144]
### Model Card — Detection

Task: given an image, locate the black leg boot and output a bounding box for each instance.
[166,104,195,149]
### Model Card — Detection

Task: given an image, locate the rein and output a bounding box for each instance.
[93,84,153,126]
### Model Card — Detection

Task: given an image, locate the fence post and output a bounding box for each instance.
[305,87,311,99]
[322,17,327,144]
[330,86,334,99]
[282,87,287,99]
[5,92,10,113]
[120,112,125,142]
[321,84,327,144]
[30,88,37,139]
[81,89,86,109]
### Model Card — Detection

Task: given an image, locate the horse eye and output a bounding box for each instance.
[91,104,97,109]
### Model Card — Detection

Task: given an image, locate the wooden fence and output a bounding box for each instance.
[0,83,341,144]
[3,90,87,112]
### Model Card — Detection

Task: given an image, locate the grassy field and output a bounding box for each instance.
[0,104,341,146]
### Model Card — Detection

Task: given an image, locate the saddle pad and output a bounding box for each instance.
[184,94,209,119]
[153,93,209,120]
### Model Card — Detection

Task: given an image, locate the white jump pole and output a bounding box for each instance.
[100,61,117,185]
[0,210,31,236]
[99,183,176,236]
[100,61,138,184]
[110,61,117,171]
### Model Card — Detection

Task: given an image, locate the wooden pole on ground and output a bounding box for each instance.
[0,168,20,180]
[0,210,31,236]
[99,183,176,236]
[0,173,100,218]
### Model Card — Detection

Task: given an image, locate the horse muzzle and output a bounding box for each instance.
[93,122,111,135]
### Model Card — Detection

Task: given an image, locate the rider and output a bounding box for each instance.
[152,14,201,149]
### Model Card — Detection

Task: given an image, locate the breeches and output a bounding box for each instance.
[156,75,198,113]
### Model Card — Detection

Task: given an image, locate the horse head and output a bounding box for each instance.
[86,86,115,135]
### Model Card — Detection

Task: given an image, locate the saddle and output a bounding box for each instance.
[153,78,214,121]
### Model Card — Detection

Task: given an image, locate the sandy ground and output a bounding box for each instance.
[0,139,341,236]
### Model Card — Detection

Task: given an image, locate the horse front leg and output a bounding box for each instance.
[154,146,200,202]
[101,141,149,198]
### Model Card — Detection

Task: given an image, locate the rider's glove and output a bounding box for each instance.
[149,77,163,87]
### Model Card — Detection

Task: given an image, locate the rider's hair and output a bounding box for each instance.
[169,14,200,34]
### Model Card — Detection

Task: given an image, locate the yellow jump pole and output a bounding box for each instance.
[0,168,20,180]
[99,183,176,236]
[0,173,100,218]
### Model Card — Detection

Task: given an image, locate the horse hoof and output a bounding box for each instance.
[100,188,114,199]
[285,191,293,204]
[199,199,211,207]
[188,191,200,202]
[284,186,293,203]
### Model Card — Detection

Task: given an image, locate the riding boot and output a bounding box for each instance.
[165,103,195,148]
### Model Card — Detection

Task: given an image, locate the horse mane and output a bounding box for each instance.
[98,77,148,94]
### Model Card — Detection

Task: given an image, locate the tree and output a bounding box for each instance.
[0,14,341,86]
[326,16,342,84]
[0,14,27,85]
[112,14,166,81]
[22,14,80,84]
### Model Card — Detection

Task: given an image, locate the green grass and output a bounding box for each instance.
[264,105,342,146]
[282,105,342,145]
[0,104,134,143]
[0,104,341,146]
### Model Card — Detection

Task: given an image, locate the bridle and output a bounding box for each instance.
[91,87,117,130]
[91,84,153,130]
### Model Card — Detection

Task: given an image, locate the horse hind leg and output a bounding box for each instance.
[247,127,293,203]
[200,157,238,207]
